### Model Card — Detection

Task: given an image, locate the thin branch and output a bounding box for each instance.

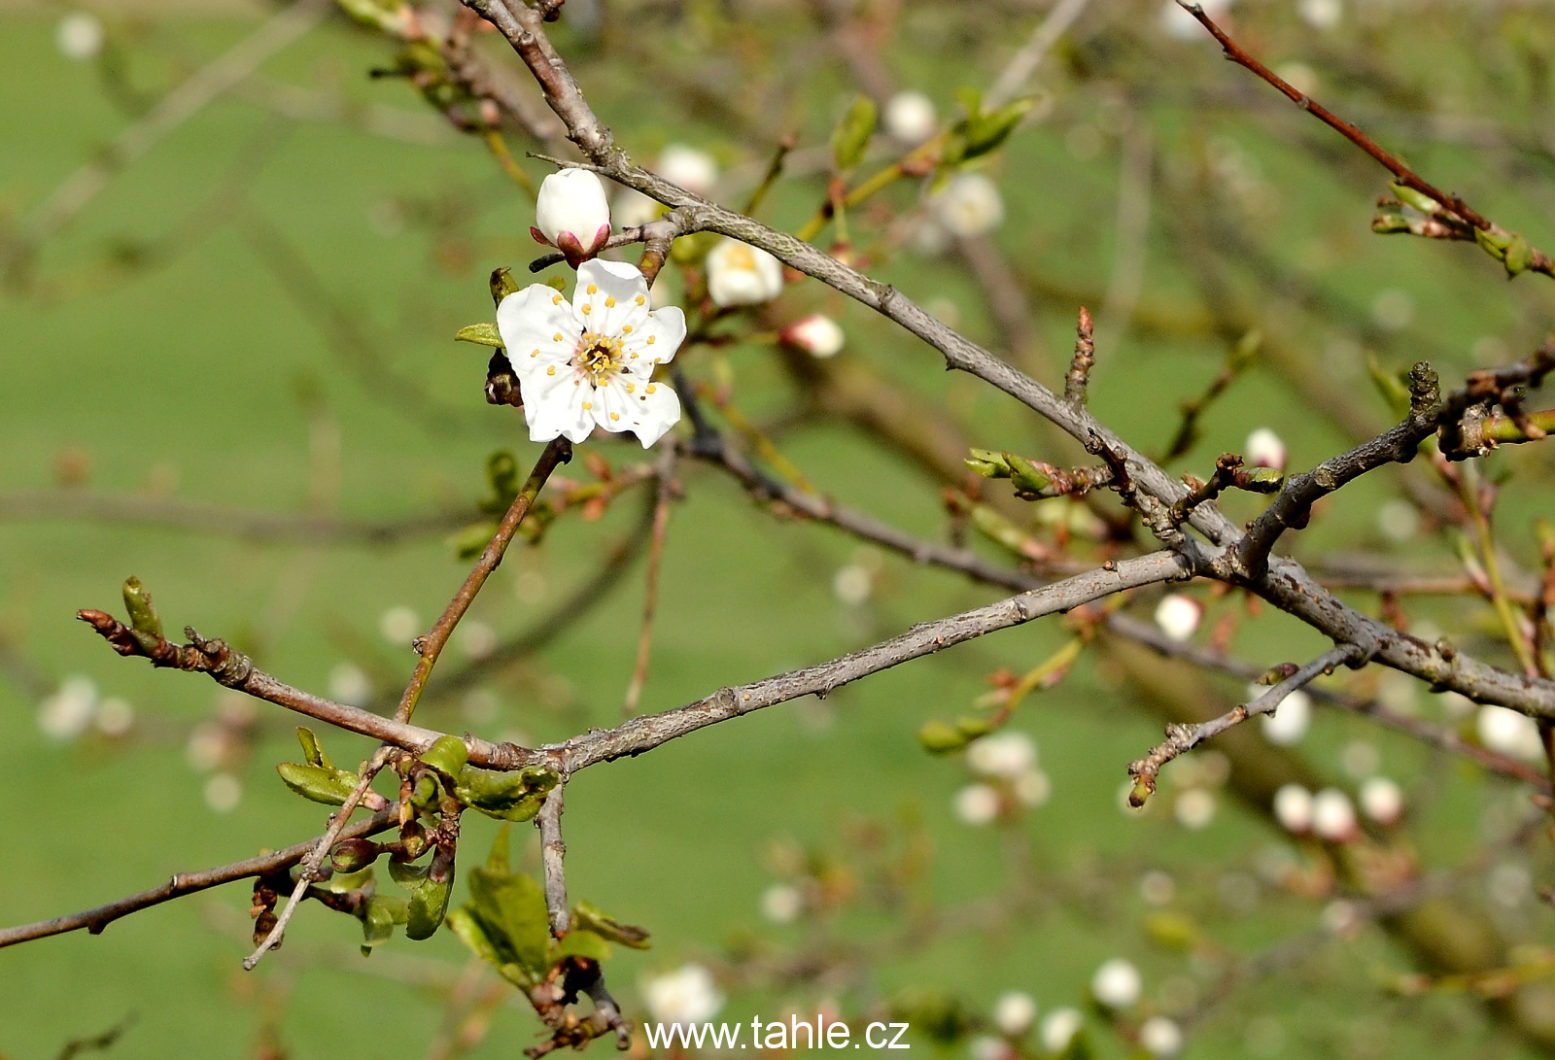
[537,786,570,937]
[623,450,677,715]
[0,806,397,950]
[510,551,1191,772]
[1128,643,1369,804]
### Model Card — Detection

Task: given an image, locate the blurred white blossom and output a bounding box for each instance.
[642,964,724,1026]
[1140,1016,1184,1057]
[884,90,937,143]
[954,783,1001,826]
[57,12,104,61]
[707,238,784,307]
[1258,688,1311,746]
[1040,1008,1083,1053]
[1153,593,1202,642]
[1311,788,1357,842]
[38,676,97,742]
[967,731,1036,780]
[1091,958,1141,1008]
[993,991,1037,1037]
[657,144,718,196]
[1272,783,1313,834]
[782,314,845,358]
[931,173,1004,237]
[1244,428,1287,470]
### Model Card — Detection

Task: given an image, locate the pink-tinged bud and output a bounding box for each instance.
[781,314,845,358]
[1244,427,1287,470]
[533,169,611,268]
[1152,593,1202,642]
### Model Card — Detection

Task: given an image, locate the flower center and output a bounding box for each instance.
[574,331,623,386]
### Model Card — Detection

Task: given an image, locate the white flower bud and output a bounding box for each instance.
[379,605,420,644]
[1040,1009,1083,1053]
[954,783,1001,826]
[761,884,803,924]
[37,675,98,742]
[657,144,718,196]
[1272,783,1313,834]
[782,314,845,358]
[203,772,243,814]
[1476,706,1544,761]
[1244,427,1287,469]
[642,964,724,1026]
[533,169,611,266]
[994,991,1037,1036]
[967,731,1037,780]
[931,173,1004,237]
[1311,788,1357,842]
[1359,776,1404,826]
[1140,1016,1184,1057]
[1153,593,1202,642]
[707,238,784,307]
[95,697,135,737]
[1013,769,1051,808]
[1258,688,1311,746]
[1173,788,1217,830]
[1090,958,1142,1009]
[57,12,104,61]
[1298,0,1342,29]
[884,91,937,143]
[328,662,372,707]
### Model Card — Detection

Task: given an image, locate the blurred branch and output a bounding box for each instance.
[0,491,475,547]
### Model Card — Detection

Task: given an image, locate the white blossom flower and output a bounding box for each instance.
[707,238,784,307]
[969,1036,1007,1060]
[1376,498,1420,542]
[1244,427,1287,470]
[94,697,135,737]
[1174,788,1217,830]
[498,259,686,447]
[1298,0,1342,29]
[185,722,228,773]
[1476,706,1544,761]
[532,169,611,267]
[1153,593,1202,642]
[657,144,719,196]
[1040,1008,1083,1053]
[57,12,104,61]
[884,90,937,143]
[1258,688,1311,746]
[460,620,499,661]
[993,991,1037,1037]
[204,772,242,814]
[613,187,662,229]
[1311,788,1357,842]
[1091,958,1142,1009]
[1140,1016,1184,1058]
[832,563,874,605]
[955,783,1001,826]
[1272,783,1313,834]
[761,884,803,924]
[967,731,1037,780]
[642,964,724,1026]
[328,662,373,707]
[1359,776,1404,826]
[1013,769,1051,808]
[379,605,420,644]
[782,314,845,358]
[38,675,97,742]
[931,173,1004,237]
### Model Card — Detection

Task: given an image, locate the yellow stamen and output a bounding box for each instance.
[586,284,598,295]
[546,365,556,376]
[605,296,616,308]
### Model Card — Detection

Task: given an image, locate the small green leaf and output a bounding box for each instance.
[456,322,504,349]
[419,735,470,778]
[963,98,1032,160]
[276,761,359,806]
[121,576,163,650]
[554,928,611,963]
[467,863,551,979]
[296,726,330,769]
[918,720,971,753]
[453,765,559,822]
[490,267,519,306]
[1389,182,1440,215]
[573,901,652,950]
[1504,233,1532,276]
[405,848,456,941]
[359,895,407,957]
[831,95,877,171]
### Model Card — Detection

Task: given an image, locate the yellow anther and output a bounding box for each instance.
[605,297,616,308]
[625,383,636,393]
[634,295,646,305]
[546,365,556,376]
[647,335,656,345]
[552,333,562,342]
[530,349,540,358]
[581,304,592,315]
[582,401,593,411]
[622,325,633,335]
[610,412,620,421]
[587,284,598,295]
[552,294,563,305]
[646,384,657,394]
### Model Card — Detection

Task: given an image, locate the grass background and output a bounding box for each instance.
[3,1,1554,1056]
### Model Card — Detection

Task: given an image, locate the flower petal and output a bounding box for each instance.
[497,285,582,380]
[572,259,651,338]
[522,369,595,444]
[627,377,681,449]
[591,376,641,435]
[621,305,685,374]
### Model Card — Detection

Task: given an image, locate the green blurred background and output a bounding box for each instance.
[3,1,1555,1056]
